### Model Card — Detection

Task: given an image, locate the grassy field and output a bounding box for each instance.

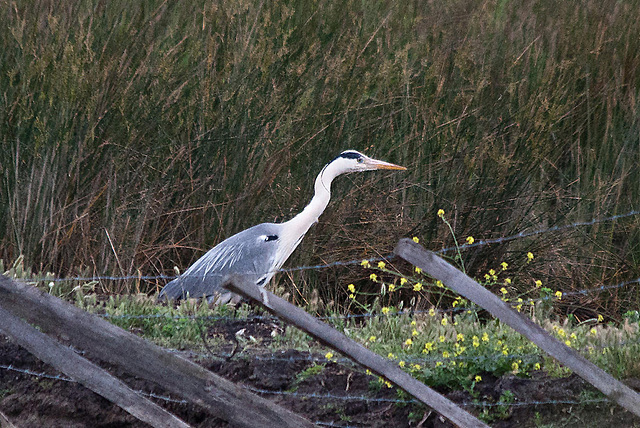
[5,257,640,425]
[1,0,639,318]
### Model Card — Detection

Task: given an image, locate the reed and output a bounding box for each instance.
[1,0,638,314]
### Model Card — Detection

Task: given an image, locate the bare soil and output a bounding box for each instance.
[1,316,639,427]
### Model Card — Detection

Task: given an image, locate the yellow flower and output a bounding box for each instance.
[404,338,413,346]
[557,328,566,337]
[466,236,475,245]
[347,283,356,293]
[428,308,436,317]
[442,351,450,358]
[534,279,542,287]
[325,352,334,360]
[597,314,604,322]
[412,236,420,243]
[369,335,377,342]
[412,364,421,370]
[387,352,396,359]
[413,282,423,292]
[398,360,406,368]
[534,363,541,370]
[439,335,446,342]
[436,280,444,288]
[489,269,496,276]
[410,320,416,326]
[482,333,489,342]
[472,336,480,347]
[361,260,371,268]
[555,291,562,300]
[369,273,378,281]
[349,294,355,299]
[527,252,534,261]
[435,361,443,367]
[365,369,372,375]
[424,342,434,352]
[377,261,386,269]
[389,284,396,292]
[400,277,408,285]
[437,209,445,218]
[415,266,422,274]
[500,287,508,295]
[441,318,448,326]
[565,340,571,347]
[505,278,512,285]
[456,333,465,342]
[511,361,519,372]
[475,375,482,382]
[412,329,419,336]
[501,262,508,270]
[381,307,390,315]
[385,381,392,388]
[590,328,597,336]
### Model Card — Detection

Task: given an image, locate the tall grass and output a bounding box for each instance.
[1,0,639,314]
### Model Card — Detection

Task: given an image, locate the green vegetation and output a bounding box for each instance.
[1,0,638,318]
[290,363,326,392]
[2,2,640,421]
[5,254,640,423]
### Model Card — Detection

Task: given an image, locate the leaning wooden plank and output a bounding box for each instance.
[0,275,315,428]
[394,238,640,417]
[0,410,16,428]
[223,276,489,428]
[0,306,191,428]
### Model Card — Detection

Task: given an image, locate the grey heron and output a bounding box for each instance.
[158,150,406,304]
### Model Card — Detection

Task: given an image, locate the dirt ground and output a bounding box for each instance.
[1,317,639,428]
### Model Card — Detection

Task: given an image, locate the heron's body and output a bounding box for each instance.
[158,150,405,303]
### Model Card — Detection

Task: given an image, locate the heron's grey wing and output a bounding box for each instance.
[158,223,280,301]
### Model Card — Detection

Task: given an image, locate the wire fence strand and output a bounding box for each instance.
[9,209,638,284]
[0,362,612,411]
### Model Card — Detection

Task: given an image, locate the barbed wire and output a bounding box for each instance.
[9,209,638,284]
[243,386,610,408]
[169,330,640,368]
[0,363,73,382]
[0,362,611,411]
[93,275,640,325]
[437,209,640,254]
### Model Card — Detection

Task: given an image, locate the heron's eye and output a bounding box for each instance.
[357,157,364,163]
[264,235,278,242]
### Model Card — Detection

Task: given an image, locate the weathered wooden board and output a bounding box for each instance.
[224,275,490,428]
[394,238,640,417]
[0,410,16,428]
[0,275,314,428]
[0,305,191,428]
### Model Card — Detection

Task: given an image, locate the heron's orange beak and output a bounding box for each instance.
[366,159,407,171]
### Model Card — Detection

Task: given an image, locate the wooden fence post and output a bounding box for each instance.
[223,275,490,428]
[394,238,640,417]
[0,410,16,428]
[0,306,191,428]
[0,275,315,428]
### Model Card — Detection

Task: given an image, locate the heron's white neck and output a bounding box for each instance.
[284,162,342,233]
[270,162,343,271]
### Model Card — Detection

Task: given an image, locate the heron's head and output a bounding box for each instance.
[332,150,407,174]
